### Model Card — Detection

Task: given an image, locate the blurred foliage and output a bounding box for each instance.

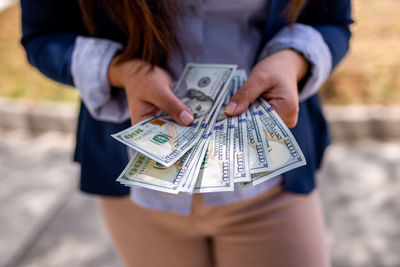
[320,0,400,105]
[0,5,78,102]
[0,1,399,105]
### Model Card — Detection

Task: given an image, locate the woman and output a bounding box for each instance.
[21,0,352,266]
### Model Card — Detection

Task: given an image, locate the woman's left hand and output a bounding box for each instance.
[224,49,309,128]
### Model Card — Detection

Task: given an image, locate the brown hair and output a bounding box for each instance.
[79,0,305,66]
[287,0,307,24]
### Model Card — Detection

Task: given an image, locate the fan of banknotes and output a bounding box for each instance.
[112,63,306,194]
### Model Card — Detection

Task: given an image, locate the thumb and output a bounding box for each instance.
[224,86,250,116]
[224,77,266,116]
[152,86,194,126]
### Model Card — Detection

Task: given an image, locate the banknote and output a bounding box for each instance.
[112,63,237,167]
[117,152,187,194]
[192,115,235,193]
[180,138,210,193]
[242,99,306,187]
[177,138,208,193]
[231,72,251,182]
[246,107,272,174]
[235,70,272,175]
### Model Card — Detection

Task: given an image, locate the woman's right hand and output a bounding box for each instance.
[108,57,194,126]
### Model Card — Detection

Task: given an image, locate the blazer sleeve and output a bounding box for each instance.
[20,0,87,86]
[298,0,353,70]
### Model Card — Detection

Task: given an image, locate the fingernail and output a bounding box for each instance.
[224,102,237,114]
[179,110,194,125]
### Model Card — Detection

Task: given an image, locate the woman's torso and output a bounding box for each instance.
[128,0,284,214]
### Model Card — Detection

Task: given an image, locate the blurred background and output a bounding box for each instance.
[0,1,399,267]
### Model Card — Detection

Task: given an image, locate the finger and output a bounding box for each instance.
[129,101,159,125]
[150,85,194,126]
[268,98,299,128]
[264,79,299,128]
[224,72,274,116]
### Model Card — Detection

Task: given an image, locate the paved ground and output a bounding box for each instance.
[319,140,400,267]
[0,129,399,267]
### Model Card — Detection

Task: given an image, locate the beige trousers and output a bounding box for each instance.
[99,185,330,267]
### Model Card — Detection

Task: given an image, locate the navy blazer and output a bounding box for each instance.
[20,0,352,196]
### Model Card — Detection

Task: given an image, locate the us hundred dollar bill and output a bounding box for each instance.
[192,115,235,193]
[230,72,251,182]
[237,69,271,175]
[243,99,306,187]
[117,152,189,194]
[112,63,237,167]
[180,138,210,193]
[231,115,251,182]
[246,108,272,174]
[177,137,208,193]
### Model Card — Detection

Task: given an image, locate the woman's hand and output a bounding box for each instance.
[224,49,309,128]
[108,58,194,126]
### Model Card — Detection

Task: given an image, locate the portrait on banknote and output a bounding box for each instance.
[182,89,214,118]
